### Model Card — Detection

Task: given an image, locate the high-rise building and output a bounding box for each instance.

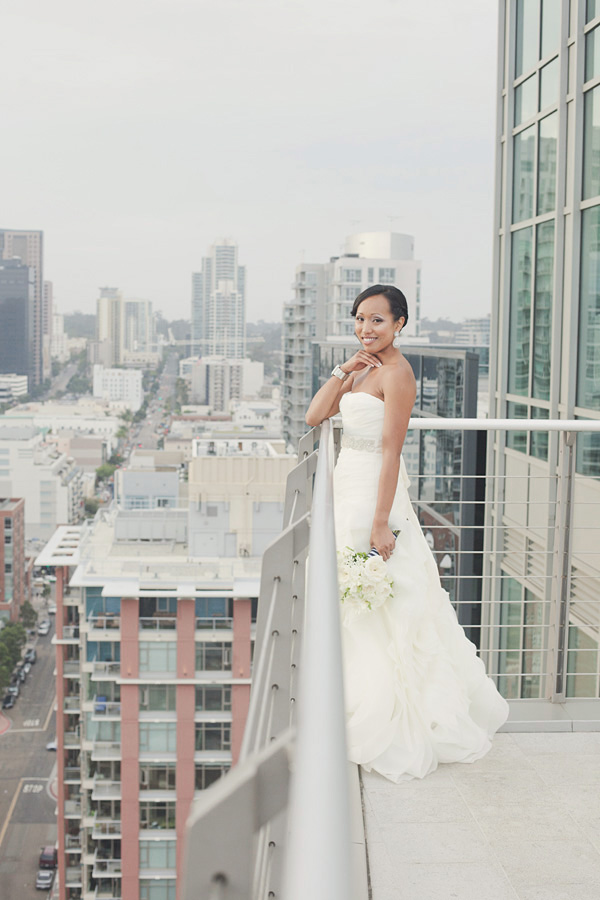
[0,258,34,382]
[488,0,600,699]
[0,229,44,386]
[42,280,53,380]
[282,231,421,447]
[95,289,157,367]
[92,364,143,411]
[191,239,246,359]
[0,498,26,623]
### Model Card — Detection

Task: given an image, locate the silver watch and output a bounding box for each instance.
[331,365,348,381]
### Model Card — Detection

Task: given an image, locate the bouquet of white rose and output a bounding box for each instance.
[337,545,395,617]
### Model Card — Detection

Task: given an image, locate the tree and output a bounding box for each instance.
[96,463,117,483]
[0,622,27,669]
[116,426,128,439]
[85,498,100,517]
[42,584,51,600]
[19,601,38,630]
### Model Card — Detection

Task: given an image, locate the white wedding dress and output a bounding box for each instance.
[334,391,509,783]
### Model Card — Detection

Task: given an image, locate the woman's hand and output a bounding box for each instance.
[340,349,382,375]
[370,522,396,561]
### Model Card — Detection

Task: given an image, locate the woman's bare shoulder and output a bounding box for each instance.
[382,356,416,394]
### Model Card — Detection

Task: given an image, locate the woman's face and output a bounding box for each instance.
[354,295,404,351]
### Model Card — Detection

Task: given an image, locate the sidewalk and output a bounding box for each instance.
[0,711,11,735]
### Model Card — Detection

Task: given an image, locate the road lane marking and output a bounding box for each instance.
[0,778,23,848]
[23,719,40,727]
[6,696,56,734]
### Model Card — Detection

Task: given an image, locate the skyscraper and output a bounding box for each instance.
[487,0,600,698]
[191,239,246,359]
[0,229,44,385]
[96,288,156,366]
[282,231,422,448]
[0,258,34,381]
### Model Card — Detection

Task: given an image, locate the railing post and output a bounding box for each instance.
[547,430,576,701]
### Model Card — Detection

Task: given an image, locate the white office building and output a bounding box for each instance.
[283,231,421,447]
[92,365,143,412]
[0,426,84,539]
[0,374,28,402]
[191,239,246,359]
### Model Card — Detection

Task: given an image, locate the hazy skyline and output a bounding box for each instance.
[1,0,498,323]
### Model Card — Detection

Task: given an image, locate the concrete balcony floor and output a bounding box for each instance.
[362,731,600,900]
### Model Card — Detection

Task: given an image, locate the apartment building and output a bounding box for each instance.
[92,365,143,412]
[282,231,422,448]
[191,239,246,360]
[0,426,84,540]
[0,229,45,384]
[0,497,26,622]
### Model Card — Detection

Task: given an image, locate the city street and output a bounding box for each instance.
[135,354,178,450]
[0,617,57,900]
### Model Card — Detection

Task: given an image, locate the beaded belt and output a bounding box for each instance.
[341,434,382,453]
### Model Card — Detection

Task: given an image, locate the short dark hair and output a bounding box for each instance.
[350,284,409,328]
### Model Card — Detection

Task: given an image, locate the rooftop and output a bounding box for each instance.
[362,730,600,900]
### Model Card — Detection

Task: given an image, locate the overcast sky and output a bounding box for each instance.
[1,0,498,324]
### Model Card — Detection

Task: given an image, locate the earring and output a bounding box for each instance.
[393,332,401,348]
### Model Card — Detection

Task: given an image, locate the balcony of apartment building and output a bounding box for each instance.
[182,416,600,900]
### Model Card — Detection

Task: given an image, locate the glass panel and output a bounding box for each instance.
[513,125,536,222]
[530,406,550,459]
[576,425,600,478]
[532,219,555,400]
[507,402,529,453]
[566,625,598,697]
[515,74,538,125]
[577,206,600,409]
[516,0,541,77]
[587,0,599,24]
[541,0,561,58]
[583,86,600,200]
[508,228,533,395]
[585,24,600,82]
[537,114,557,214]
[539,57,559,110]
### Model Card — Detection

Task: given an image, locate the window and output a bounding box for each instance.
[140,764,176,791]
[583,86,600,200]
[139,879,177,900]
[508,227,533,395]
[540,0,561,59]
[195,685,231,711]
[515,0,540,77]
[586,24,600,81]
[506,402,528,454]
[577,206,600,410]
[139,840,176,870]
[378,267,396,283]
[537,114,557,214]
[4,518,11,530]
[342,268,362,282]
[195,763,230,790]
[530,407,550,460]
[139,642,177,673]
[515,73,537,126]
[539,57,559,111]
[367,267,374,282]
[140,720,177,753]
[532,219,555,400]
[139,685,176,712]
[195,722,231,751]
[140,801,176,830]
[513,125,536,223]
[576,421,600,478]
[195,642,232,671]
[588,0,600,24]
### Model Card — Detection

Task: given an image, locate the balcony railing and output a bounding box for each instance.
[139,615,177,630]
[93,697,121,717]
[92,857,122,877]
[91,661,121,678]
[183,418,600,899]
[195,616,233,631]
[64,799,81,817]
[62,660,80,676]
[91,777,122,799]
[88,614,121,631]
[92,819,122,839]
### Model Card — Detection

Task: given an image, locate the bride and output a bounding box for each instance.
[305,284,509,783]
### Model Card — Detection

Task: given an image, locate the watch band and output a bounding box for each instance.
[331,365,348,381]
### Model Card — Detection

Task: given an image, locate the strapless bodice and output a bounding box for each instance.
[339,392,384,449]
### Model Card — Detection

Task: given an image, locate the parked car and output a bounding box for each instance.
[35,870,54,890]
[24,648,37,664]
[2,694,15,709]
[45,739,57,751]
[7,683,19,697]
[23,662,32,675]
[46,575,56,583]
[15,667,26,683]
[47,604,57,614]
[37,621,50,636]
[38,845,57,869]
